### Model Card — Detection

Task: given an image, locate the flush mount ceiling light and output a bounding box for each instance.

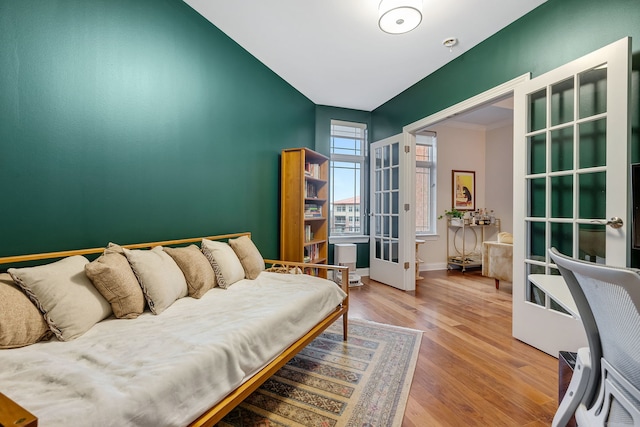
[378,0,423,35]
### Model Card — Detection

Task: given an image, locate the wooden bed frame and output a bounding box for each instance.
[0,232,349,427]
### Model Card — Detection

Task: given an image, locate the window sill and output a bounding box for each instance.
[416,233,439,241]
[329,235,369,244]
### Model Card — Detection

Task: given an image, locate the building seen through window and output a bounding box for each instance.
[331,196,360,234]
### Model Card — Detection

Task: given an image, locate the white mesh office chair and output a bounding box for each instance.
[549,248,640,427]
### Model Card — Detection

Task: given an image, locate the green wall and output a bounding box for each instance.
[372,0,640,265]
[0,0,315,258]
[4,0,640,267]
[372,0,640,141]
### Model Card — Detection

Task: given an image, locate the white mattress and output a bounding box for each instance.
[0,271,347,427]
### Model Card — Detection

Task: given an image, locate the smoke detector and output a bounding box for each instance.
[443,37,458,51]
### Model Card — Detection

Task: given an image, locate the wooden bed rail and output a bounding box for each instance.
[191,259,349,427]
[0,232,252,265]
[0,392,38,427]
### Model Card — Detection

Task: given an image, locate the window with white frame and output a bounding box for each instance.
[330,120,367,239]
[416,132,437,235]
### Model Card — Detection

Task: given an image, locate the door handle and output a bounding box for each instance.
[591,217,624,229]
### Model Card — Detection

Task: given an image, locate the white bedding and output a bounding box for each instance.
[0,271,347,427]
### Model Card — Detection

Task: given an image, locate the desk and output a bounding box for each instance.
[528,274,579,318]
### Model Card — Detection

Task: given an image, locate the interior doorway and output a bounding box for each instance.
[428,95,514,235]
[404,75,527,275]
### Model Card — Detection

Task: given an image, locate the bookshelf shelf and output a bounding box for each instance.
[280,147,329,278]
[304,238,326,247]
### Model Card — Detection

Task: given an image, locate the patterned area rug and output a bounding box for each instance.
[217,318,422,427]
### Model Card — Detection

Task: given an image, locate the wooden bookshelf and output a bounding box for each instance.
[280,148,328,277]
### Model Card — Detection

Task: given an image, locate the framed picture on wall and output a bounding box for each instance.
[452,170,475,211]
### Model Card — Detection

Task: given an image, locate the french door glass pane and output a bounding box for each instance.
[579,66,607,119]
[579,172,606,218]
[527,262,546,275]
[550,299,570,315]
[392,191,398,213]
[549,268,563,302]
[551,175,573,218]
[579,118,607,168]
[529,283,546,306]
[578,223,606,262]
[551,78,575,126]
[528,178,546,217]
[550,222,573,257]
[392,142,399,166]
[391,215,400,239]
[383,145,390,168]
[528,221,546,261]
[529,89,547,132]
[551,126,574,172]
[391,241,399,263]
[392,167,399,190]
[529,133,546,174]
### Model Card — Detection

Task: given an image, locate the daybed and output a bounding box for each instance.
[0,232,349,427]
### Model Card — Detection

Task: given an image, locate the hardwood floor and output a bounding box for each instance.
[349,269,558,426]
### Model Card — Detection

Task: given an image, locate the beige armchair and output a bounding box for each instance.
[482,232,513,289]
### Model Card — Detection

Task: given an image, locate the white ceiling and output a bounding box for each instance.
[444,96,515,130]
[182,0,547,112]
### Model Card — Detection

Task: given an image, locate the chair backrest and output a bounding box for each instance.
[549,248,604,408]
[549,248,640,417]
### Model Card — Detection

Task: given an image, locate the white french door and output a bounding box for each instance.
[513,37,630,356]
[369,133,415,290]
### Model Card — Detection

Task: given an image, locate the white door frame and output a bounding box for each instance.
[403,74,530,135]
[402,75,530,274]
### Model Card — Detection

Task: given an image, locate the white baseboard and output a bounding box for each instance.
[356,267,369,277]
[421,262,448,271]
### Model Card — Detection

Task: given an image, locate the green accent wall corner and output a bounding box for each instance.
[0,0,315,258]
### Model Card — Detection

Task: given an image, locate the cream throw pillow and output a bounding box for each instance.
[201,239,245,288]
[0,273,52,348]
[498,232,514,244]
[85,243,146,318]
[163,245,216,298]
[8,256,112,341]
[229,235,265,280]
[124,246,188,314]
